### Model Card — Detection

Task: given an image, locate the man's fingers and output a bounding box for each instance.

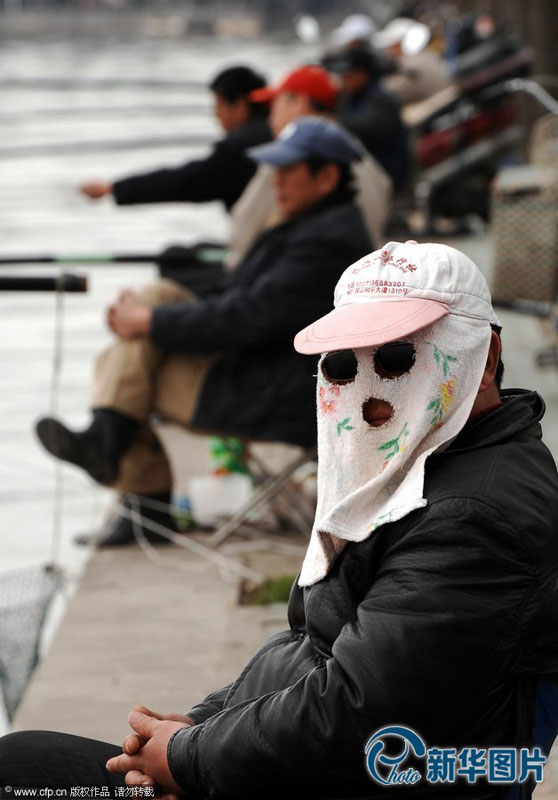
[130,705,193,725]
[125,770,155,788]
[80,182,112,199]
[106,753,136,774]
[133,704,164,720]
[123,733,145,755]
[128,708,157,738]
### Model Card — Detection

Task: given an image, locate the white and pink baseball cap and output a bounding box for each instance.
[294,241,500,355]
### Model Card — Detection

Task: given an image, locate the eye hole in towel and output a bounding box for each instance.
[374,342,416,380]
[321,350,358,385]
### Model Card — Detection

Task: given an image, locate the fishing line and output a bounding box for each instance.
[125,494,262,583]
[48,276,66,570]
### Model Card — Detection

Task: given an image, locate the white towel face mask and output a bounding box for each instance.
[299,314,492,587]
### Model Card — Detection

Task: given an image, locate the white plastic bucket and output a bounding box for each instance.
[188,473,252,527]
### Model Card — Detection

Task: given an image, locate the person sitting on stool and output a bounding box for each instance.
[36,117,373,547]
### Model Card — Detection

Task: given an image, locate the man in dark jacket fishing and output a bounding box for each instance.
[80,65,271,212]
[2,242,557,797]
[36,117,372,544]
[80,64,273,289]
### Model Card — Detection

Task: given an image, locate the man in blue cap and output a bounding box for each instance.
[35,117,373,547]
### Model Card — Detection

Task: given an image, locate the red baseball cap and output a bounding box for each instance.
[250,65,339,110]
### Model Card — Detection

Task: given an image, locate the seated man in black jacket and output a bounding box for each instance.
[36,117,372,545]
[326,45,410,191]
[3,242,558,797]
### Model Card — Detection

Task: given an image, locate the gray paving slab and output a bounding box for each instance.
[13,543,273,744]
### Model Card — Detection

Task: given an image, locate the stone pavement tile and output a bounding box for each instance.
[534,782,555,798]
[13,544,270,744]
[534,740,558,797]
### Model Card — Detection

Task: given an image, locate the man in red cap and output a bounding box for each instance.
[227,64,392,270]
[250,64,339,136]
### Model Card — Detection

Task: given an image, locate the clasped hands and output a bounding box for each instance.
[107,290,152,340]
[106,704,193,797]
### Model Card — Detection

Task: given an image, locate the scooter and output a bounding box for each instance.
[402,14,533,233]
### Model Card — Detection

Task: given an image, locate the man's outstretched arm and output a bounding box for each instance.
[81,138,256,211]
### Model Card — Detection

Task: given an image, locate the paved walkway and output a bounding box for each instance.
[13,536,558,795]
[13,540,297,743]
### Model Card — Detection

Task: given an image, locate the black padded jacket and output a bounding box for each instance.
[112,113,271,211]
[150,190,372,447]
[167,390,558,799]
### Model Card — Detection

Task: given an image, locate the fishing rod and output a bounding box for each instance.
[0,274,88,292]
[0,133,214,159]
[0,246,225,267]
[1,254,161,265]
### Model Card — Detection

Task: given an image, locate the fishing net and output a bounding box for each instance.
[0,565,62,721]
[491,167,558,303]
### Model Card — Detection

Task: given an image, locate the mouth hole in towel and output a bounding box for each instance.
[362,397,394,428]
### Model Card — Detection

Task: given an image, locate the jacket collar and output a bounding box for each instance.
[268,186,356,233]
[445,389,545,455]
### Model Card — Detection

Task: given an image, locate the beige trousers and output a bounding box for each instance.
[91,279,214,494]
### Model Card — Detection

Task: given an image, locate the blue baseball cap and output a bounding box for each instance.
[247,117,364,167]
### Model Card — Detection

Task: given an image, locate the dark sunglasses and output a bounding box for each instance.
[321,342,416,384]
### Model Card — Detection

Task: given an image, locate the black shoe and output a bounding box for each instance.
[74,492,177,547]
[35,409,139,486]
[36,417,120,485]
